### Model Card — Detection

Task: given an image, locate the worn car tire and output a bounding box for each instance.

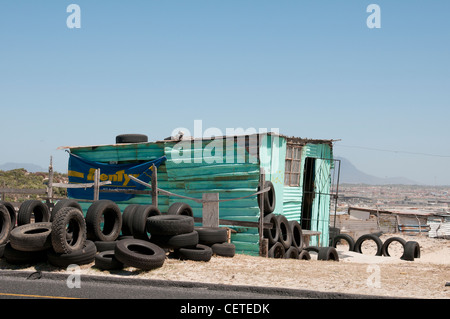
[121,204,140,236]
[0,205,11,245]
[94,250,124,270]
[354,234,383,256]
[211,242,235,257]
[167,202,194,217]
[195,227,228,245]
[9,222,52,252]
[114,239,166,270]
[284,246,299,259]
[86,200,122,242]
[17,200,50,226]
[178,244,213,262]
[401,241,421,261]
[132,205,161,240]
[298,249,311,260]
[116,134,148,144]
[146,214,194,236]
[332,234,355,252]
[47,240,97,268]
[263,213,280,245]
[51,199,82,222]
[0,201,16,230]
[51,207,86,254]
[151,231,198,249]
[4,242,47,265]
[258,181,276,215]
[289,220,303,249]
[382,237,407,257]
[268,242,285,258]
[318,246,339,261]
[276,215,292,249]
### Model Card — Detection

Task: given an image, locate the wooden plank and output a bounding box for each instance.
[193,217,273,229]
[0,188,47,195]
[151,164,158,207]
[202,193,219,227]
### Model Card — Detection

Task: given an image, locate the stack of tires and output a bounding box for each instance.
[331,232,421,261]
[263,213,339,261]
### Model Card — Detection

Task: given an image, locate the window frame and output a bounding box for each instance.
[284,144,302,186]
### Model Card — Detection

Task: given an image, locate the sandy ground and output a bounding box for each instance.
[1,233,449,299]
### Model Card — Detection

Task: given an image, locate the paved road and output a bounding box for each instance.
[0,270,386,300]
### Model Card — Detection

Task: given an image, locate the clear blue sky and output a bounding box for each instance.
[1,1,449,185]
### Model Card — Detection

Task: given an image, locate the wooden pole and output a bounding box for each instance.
[151,164,158,208]
[202,193,219,227]
[93,169,100,201]
[259,169,268,257]
[47,156,54,203]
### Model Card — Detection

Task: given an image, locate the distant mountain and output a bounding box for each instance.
[335,157,418,185]
[0,162,47,173]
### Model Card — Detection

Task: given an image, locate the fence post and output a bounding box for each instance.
[259,169,268,257]
[151,164,158,208]
[47,156,54,203]
[202,193,219,227]
[93,169,100,201]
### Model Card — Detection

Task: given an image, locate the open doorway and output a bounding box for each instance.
[301,157,315,230]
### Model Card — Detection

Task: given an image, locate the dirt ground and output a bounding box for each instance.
[1,233,449,299]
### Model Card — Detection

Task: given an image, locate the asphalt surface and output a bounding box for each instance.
[0,269,388,300]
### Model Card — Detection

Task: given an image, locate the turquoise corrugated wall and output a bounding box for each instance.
[70,139,262,256]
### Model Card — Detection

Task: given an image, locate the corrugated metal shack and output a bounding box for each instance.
[63,132,336,256]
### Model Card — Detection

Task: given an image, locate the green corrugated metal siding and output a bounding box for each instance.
[71,139,262,256]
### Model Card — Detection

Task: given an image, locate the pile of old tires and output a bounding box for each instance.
[263,213,339,261]
[0,199,236,272]
[331,232,421,261]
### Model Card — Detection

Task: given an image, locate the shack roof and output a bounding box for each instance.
[58,131,339,150]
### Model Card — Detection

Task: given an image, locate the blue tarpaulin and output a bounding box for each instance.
[67,153,167,201]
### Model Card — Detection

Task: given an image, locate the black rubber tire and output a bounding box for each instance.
[47,240,97,268]
[178,244,213,262]
[0,205,11,245]
[318,246,339,261]
[354,234,383,256]
[401,241,421,261]
[0,201,16,230]
[3,242,47,265]
[211,242,235,257]
[263,213,279,246]
[276,215,292,249]
[298,249,311,260]
[51,207,87,254]
[114,239,166,270]
[86,200,122,242]
[304,246,320,253]
[195,227,228,245]
[131,205,161,240]
[382,237,407,257]
[94,240,118,252]
[121,204,140,236]
[51,199,82,222]
[9,222,52,252]
[284,246,299,259]
[17,200,50,226]
[146,215,194,236]
[289,220,303,249]
[94,250,124,270]
[258,181,276,215]
[0,242,5,258]
[268,242,285,258]
[168,202,194,217]
[150,231,198,249]
[332,234,356,252]
[116,134,148,144]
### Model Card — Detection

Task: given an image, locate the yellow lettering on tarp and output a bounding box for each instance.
[85,168,139,187]
[68,170,84,178]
